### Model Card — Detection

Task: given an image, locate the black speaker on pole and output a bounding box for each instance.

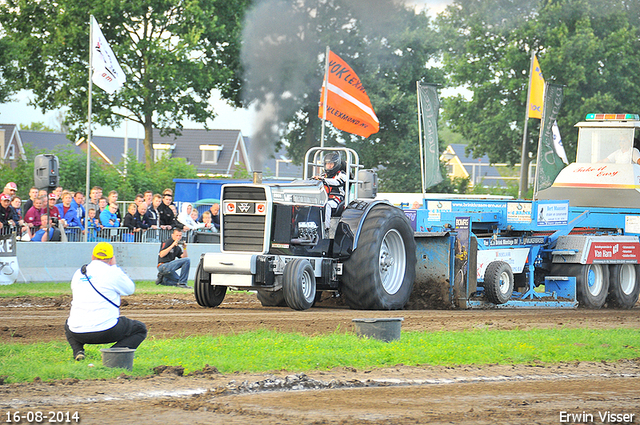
[34,154,59,190]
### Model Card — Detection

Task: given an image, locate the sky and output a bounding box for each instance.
[0,0,453,140]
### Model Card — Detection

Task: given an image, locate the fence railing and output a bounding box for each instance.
[14,225,219,244]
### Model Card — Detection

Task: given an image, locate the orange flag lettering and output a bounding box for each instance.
[318,50,379,138]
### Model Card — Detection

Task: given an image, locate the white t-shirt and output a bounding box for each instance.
[67,259,135,333]
[606,147,640,164]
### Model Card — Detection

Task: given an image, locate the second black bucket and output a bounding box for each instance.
[352,317,404,342]
[101,347,136,370]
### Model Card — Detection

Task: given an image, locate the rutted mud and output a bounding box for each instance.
[1,292,639,424]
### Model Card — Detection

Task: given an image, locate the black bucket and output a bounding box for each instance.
[352,317,404,342]
[101,347,136,370]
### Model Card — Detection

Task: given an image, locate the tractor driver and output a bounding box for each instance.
[313,152,347,230]
[599,136,640,165]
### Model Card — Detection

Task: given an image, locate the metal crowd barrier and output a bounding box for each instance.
[19,225,219,244]
[89,227,174,243]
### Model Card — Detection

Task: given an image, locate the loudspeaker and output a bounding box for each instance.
[34,154,59,189]
[357,169,378,199]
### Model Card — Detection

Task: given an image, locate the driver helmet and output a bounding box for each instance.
[323,152,342,177]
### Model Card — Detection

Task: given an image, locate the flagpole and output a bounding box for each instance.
[84,15,94,242]
[319,46,330,148]
[518,50,535,200]
[532,82,549,200]
[416,82,426,195]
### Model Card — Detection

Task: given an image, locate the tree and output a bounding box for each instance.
[19,122,58,132]
[241,0,444,192]
[0,0,249,167]
[437,0,640,167]
[6,143,198,200]
[0,31,20,103]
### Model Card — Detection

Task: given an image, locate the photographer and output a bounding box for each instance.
[156,227,191,288]
[65,242,147,361]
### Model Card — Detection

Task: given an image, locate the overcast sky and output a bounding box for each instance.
[0,0,453,139]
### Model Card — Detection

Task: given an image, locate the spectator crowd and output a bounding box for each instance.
[1,182,221,243]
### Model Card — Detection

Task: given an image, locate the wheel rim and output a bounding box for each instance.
[586,264,604,296]
[619,264,636,295]
[379,229,406,295]
[301,266,315,301]
[499,271,511,295]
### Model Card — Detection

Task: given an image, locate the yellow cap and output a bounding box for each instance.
[93,242,114,260]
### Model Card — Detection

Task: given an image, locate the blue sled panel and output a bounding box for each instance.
[468,277,577,309]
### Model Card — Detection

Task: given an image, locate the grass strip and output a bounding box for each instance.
[0,281,205,297]
[1,328,638,384]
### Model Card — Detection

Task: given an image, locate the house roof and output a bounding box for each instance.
[250,139,303,179]
[0,124,26,160]
[152,128,250,175]
[446,144,507,187]
[91,134,145,164]
[19,130,82,154]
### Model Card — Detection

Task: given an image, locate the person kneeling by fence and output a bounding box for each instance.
[64,242,147,361]
[156,227,191,289]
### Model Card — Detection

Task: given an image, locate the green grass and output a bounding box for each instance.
[1,328,639,384]
[0,281,211,297]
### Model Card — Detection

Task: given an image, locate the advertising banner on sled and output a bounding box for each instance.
[0,233,19,285]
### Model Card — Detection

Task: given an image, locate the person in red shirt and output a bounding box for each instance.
[46,193,61,225]
[25,196,46,234]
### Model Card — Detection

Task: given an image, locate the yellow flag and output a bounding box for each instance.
[528,55,545,119]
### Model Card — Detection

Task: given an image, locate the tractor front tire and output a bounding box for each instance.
[342,205,416,310]
[194,261,227,307]
[283,259,316,311]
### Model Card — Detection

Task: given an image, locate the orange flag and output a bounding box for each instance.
[318,50,379,138]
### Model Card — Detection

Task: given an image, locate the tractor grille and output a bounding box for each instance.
[222,186,267,252]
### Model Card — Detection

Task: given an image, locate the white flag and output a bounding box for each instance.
[552,120,569,164]
[91,16,126,94]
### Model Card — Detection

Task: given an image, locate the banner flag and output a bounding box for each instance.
[534,83,565,193]
[0,233,18,285]
[91,16,126,94]
[417,83,443,189]
[528,55,545,119]
[552,120,569,164]
[318,50,379,138]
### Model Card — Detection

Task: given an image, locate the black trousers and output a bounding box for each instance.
[65,316,147,358]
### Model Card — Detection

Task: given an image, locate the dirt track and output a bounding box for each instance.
[1,292,640,424]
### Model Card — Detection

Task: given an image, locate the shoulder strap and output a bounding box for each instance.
[80,265,120,308]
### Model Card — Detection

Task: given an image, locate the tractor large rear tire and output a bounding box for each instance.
[342,205,416,310]
[194,261,227,307]
[256,289,287,307]
[607,264,640,309]
[283,259,316,311]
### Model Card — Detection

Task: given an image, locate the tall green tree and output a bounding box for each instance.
[0,0,249,167]
[241,0,443,192]
[0,31,20,103]
[437,0,640,167]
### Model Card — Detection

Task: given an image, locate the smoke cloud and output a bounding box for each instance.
[240,0,413,172]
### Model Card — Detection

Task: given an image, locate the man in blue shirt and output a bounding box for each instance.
[31,214,55,242]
